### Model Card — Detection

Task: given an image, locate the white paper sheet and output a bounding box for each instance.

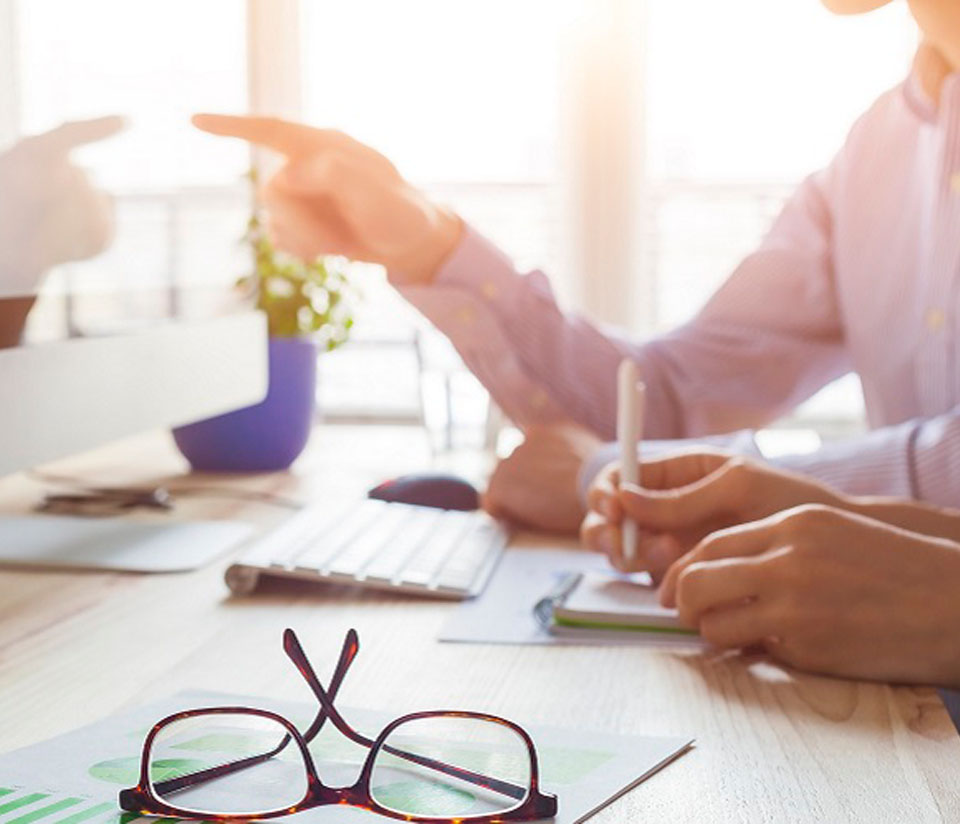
[0,691,692,824]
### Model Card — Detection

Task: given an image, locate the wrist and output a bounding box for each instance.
[930,545,960,687]
[392,208,463,286]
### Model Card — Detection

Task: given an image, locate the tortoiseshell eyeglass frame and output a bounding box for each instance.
[119,628,558,823]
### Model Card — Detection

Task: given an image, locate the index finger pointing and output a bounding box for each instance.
[193,114,336,157]
[32,116,126,153]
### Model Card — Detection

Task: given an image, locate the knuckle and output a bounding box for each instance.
[779,507,840,553]
[724,457,757,503]
[676,561,708,599]
[726,456,750,471]
[785,502,834,527]
[695,530,729,561]
[598,460,620,485]
[579,512,604,541]
[726,457,753,481]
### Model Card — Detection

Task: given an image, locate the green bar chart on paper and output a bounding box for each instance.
[0,792,115,824]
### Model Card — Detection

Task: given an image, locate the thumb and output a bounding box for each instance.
[618,459,745,531]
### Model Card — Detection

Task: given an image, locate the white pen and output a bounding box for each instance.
[617,359,645,566]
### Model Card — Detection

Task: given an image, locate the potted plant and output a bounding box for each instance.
[172,212,354,472]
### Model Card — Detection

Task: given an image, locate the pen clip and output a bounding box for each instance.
[533,571,583,629]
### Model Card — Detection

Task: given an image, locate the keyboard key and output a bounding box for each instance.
[326,504,414,577]
[435,519,507,592]
[252,504,349,569]
[292,500,387,571]
[399,513,476,587]
[362,507,443,583]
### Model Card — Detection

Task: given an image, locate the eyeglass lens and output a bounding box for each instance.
[148,712,308,816]
[370,716,532,819]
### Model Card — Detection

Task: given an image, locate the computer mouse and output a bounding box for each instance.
[368,473,480,511]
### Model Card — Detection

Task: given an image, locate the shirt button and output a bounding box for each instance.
[951,173,960,194]
[926,307,946,332]
[481,281,499,301]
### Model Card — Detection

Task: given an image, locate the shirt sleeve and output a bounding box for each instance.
[772,408,960,507]
[400,167,848,442]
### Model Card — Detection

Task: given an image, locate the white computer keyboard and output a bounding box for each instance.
[225,499,509,599]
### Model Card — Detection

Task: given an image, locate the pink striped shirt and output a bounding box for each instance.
[401,68,960,507]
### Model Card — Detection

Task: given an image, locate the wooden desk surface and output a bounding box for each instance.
[1,427,958,823]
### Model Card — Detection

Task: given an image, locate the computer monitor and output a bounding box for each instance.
[0,303,268,478]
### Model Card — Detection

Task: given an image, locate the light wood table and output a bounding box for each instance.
[1,426,959,823]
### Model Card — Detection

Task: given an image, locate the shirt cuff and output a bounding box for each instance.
[401,223,528,299]
[396,225,570,425]
[434,224,542,302]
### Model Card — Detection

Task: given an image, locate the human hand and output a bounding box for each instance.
[0,117,124,293]
[192,115,462,286]
[581,451,847,577]
[581,450,730,579]
[659,504,960,686]
[482,423,603,534]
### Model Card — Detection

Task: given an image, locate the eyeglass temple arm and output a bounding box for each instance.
[300,626,358,743]
[145,629,358,799]
[284,629,528,802]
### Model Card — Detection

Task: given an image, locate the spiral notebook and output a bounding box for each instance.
[535,571,698,636]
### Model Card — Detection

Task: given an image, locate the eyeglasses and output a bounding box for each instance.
[119,629,558,823]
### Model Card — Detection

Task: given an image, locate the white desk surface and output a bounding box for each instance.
[1,426,958,823]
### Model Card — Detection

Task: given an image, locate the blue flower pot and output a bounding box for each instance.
[173,337,317,472]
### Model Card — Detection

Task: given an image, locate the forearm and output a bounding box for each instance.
[401,222,847,443]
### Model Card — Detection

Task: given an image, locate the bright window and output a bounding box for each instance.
[299,0,581,283]
[641,0,916,432]
[3,0,921,437]
[645,0,917,328]
[12,0,250,339]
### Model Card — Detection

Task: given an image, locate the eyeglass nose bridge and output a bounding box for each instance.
[306,775,373,809]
